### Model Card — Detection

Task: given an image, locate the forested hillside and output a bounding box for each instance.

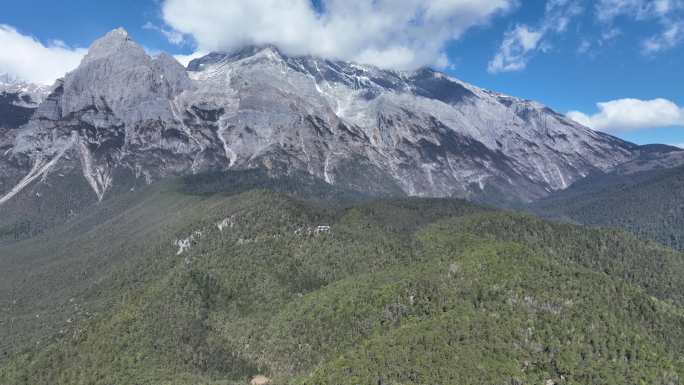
[1,171,683,385]
[532,165,684,250]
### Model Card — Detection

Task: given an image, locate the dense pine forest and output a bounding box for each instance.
[1,172,683,385]
[532,165,684,251]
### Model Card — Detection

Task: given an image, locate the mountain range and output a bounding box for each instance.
[3,27,681,221]
[3,28,684,385]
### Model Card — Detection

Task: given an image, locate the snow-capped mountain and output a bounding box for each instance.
[0,73,51,130]
[0,28,654,209]
[0,73,51,106]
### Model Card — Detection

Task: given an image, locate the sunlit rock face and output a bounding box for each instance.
[1,28,643,207]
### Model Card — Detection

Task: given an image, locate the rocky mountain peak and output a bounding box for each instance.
[187,44,285,72]
[0,30,656,211]
[81,27,144,65]
[57,28,190,123]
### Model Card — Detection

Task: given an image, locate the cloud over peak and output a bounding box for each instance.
[161,0,515,70]
[0,25,86,85]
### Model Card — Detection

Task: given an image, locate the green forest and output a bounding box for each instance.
[1,173,683,384]
[532,165,684,251]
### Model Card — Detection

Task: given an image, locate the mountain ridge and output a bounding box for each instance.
[531,163,684,250]
[0,27,675,219]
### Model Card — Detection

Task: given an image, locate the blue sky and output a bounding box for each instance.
[1,0,682,146]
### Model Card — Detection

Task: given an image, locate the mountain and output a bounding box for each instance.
[0,27,644,223]
[531,161,684,250]
[4,26,684,385]
[1,171,684,384]
[0,74,50,130]
[183,46,637,202]
[613,144,684,174]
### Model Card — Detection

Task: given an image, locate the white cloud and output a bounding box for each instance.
[0,24,87,85]
[142,22,186,46]
[577,39,592,53]
[567,98,684,132]
[596,0,683,22]
[160,0,515,70]
[642,20,684,53]
[596,0,684,54]
[488,25,543,72]
[672,143,684,148]
[601,27,622,41]
[488,0,583,73]
[173,51,208,67]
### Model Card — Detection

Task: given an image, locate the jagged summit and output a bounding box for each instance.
[186,46,522,109]
[57,28,191,124]
[110,26,129,37]
[81,27,138,63]
[0,29,654,212]
[187,44,288,71]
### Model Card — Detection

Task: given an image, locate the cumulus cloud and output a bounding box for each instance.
[488,0,583,73]
[567,98,684,132]
[0,24,86,85]
[160,0,515,70]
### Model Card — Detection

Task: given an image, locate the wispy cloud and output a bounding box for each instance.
[596,0,684,54]
[142,21,186,46]
[0,24,86,85]
[595,0,682,23]
[577,39,592,53]
[489,0,684,73]
[642,20,684,53]
[488,0,584,73]
[160,0,516,70]
[567,98,684,132]
[488,26,544,73]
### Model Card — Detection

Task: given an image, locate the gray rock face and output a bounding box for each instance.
[61,28,192,124]
[0,76,52,205]
[612,145,684,175]
[0,28,651,208]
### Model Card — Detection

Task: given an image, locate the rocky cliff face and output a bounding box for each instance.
[0,28,646,209]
